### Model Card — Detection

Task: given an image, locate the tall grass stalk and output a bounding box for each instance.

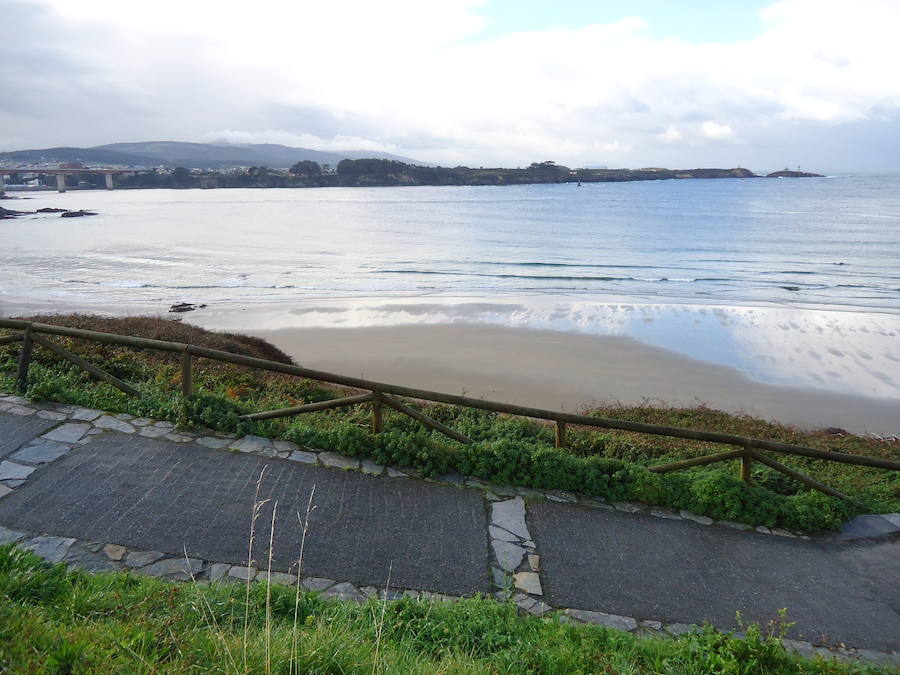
[372,561,392,675]
[244,465,270,672]
[182,545,239,673]
[291,485,317,675]
[265,500,278,675]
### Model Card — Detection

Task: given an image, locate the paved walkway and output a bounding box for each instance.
[0,397,898,664]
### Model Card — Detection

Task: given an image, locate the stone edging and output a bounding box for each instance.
[0,524,895,667]
[1,394,899,666]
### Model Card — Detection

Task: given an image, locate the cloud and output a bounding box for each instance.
[701,121,736,141]
[3,0,900,169]
[659,126,683,143]
[204,130,400,154]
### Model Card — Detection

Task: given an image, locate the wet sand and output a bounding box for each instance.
[247,323,900,437]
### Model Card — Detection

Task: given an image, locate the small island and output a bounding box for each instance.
[766,169,824,178]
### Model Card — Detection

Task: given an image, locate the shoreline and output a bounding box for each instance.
[243,322,899,437]
[3,296,898,436]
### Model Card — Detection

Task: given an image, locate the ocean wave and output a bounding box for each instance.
[63,279,296,290]
[65,279,152,288]
[375,269,713,283]
[470,261,665,270]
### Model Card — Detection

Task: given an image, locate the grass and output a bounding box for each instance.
[0,543,892,674]
[1,315,898,534]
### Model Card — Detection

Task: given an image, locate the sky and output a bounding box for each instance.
[2,0,900,171]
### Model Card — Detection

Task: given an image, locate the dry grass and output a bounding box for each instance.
[16,313,294,364]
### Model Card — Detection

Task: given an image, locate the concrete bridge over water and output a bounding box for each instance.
[0,167,139,195]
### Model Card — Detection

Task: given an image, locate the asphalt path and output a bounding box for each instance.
[1,411,897,652]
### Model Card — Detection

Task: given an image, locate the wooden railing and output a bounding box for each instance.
[2,318,898,501]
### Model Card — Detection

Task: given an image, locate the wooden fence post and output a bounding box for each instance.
[16,327,33,393]
[371,390,383,434]
[555,420,566,448]
[741,441,753,484]
[181,349,193,401]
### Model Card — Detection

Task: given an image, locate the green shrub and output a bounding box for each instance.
[185,392,248,434]
[677,623,792,675]
[374,429,451,477]
[781,491,853,532]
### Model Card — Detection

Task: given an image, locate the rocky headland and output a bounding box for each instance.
[766,170,825,178]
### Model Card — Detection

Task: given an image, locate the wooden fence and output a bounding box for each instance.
[2,318,898,501]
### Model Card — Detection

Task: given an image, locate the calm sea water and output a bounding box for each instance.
[2,174,899,313]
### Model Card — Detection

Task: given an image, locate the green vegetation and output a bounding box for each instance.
[0,544,890,673]
[1,316,897,534]
[111,159,759,190]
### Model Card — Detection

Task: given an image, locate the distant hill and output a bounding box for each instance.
[0,146,160,167]
[0,141,426,169]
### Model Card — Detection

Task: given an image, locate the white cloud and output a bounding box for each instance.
[4,0,900,169]
[660,126,683,143]
[701,121,735,141]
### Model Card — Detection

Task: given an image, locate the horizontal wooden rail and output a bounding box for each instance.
[240,393,374,421]
[0,333,23,346]
[649,449,745,473]
[2,318,898,478]
[0,318,186,353]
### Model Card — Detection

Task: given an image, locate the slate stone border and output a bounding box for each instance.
[1,393,899,666]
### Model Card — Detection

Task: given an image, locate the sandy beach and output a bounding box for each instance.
[5,293,899,436]
[239,322,900,437]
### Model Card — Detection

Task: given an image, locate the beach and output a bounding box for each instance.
[5,292,899,436]
[178,298,900,437]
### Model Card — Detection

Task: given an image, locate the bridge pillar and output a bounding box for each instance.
[0,174,5,197]
[56,173,67,193]
[105,174,114,190]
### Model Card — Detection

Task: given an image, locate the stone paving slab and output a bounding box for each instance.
[0,434,489,596]
[0,413,56,460]
[528,501,900,652]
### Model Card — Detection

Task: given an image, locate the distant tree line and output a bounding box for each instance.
[104,160,757,191]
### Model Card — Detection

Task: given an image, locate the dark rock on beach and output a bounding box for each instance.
[169,302,208,313]
[60,210,98,218]
[36,207,68,213]
[0,206,25,219]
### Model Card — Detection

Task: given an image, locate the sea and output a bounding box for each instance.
[2,174,899,312]
[2,174,899,401]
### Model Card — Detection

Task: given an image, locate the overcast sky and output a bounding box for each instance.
[2,0,899,171]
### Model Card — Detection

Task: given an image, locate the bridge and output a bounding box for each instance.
[0,166,140,195]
